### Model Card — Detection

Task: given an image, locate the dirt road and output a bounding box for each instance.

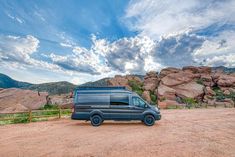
[0,108,235,157]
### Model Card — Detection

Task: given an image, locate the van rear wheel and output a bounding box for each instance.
[90,115,103,126]
[143,115,155,126]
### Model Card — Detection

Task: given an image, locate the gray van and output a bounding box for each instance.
[71,86,161,126]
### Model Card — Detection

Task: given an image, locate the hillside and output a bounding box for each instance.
[79,78,110,87]
[26,81,76,95]
[0,73,76,95]
[0,73,32,88]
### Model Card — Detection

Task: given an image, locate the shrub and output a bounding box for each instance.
[128,80,143,96]
[212,87,225,101]
[150,91,157,105]
[41,104,59,110]
[182,97,197,109]
[196,79,204,85]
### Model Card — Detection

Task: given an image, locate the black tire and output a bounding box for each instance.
[143,115,155,126]
[90,115,103,126]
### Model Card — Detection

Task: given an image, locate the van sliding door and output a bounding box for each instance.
[108,94,131,120]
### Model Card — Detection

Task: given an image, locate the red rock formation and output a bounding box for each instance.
[0,88,48,113]
[143,71,159,92]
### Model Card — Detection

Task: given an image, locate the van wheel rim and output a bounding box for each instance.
[146,117,153,124]
[93,117,100,124]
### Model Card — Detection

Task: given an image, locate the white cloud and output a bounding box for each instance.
[0,35,63,73]
[94,35,157,74]
[125,0,235,39]
[60,42,73,48]
[193,30,235,67]
[6,13,24,24]
[0,35,39,62]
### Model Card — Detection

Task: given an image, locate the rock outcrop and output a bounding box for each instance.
[47,94,73,109]
[0,88,48,113]
[107,75,142,90]
[143,71,159,92]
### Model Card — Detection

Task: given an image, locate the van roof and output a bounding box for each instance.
[76,86,127,90]
[75,86,133,94]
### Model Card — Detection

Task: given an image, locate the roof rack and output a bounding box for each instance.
[76,86,127,90]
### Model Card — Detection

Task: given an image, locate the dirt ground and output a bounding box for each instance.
[0,108,235,157]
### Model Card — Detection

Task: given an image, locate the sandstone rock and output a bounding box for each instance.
[143,71,159,92]
[126,75,142,83]
[200,74,214,86]
[48,94,73,108]
[142,91,151,103]
[182,66,211,74]
[223,90,230,95]
[107,75,131,89]
[108,75,143,90]
[159,67,181,78]
[161,71,198,87]
[0,103,29,113]
[174,81,204,99]
[229,88,235,93]
[214,101,233,108]
[158,100,184,109]
[157,83,176,101]
[217,74,235,87]
[205,87,215,96]
[0,88,48,112]
[224,98,234,107]
[207,99,216,106]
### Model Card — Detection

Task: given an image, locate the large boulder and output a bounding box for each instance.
[157,83,176,101]
[142,91,151,103]
[174,81,204,99]
[108,75,142,90]
[0,88,48,112]
[161,71,198,87]
[48,94,73,108]
[143,71,159,92]
[107,75,131,89]
[200,74,214,87]
[159,67,181,78]
[217,74,235,87]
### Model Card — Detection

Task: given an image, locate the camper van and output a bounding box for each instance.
[71,86,161,126]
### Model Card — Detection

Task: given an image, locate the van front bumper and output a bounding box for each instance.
[155,114,161,120]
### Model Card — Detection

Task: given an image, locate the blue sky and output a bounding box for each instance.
[0,0,235,84]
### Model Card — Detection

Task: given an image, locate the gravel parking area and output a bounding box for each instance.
[0,108,235,157]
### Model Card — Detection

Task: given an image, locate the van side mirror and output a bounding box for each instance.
[144,104,148,108]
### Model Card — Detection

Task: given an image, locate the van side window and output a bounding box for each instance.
[110,94,129,105]
[77,94,110,105]
[132,97,145,108]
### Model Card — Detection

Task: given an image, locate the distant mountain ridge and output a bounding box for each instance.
[212,66,235,74]
[0,73,76,95]
[0,73,32,88]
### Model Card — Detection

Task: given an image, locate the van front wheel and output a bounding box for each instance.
[90,115,103,126]
[143,115,155,126]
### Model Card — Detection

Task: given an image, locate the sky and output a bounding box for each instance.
[0,0,235,85]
